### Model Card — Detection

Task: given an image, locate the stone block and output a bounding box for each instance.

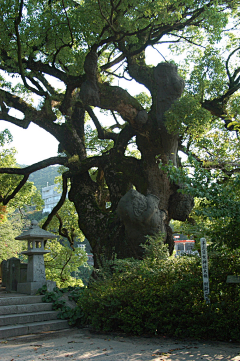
[46,280,56,292]
[58,293,76,310]
[1,261,7,287]
[17,281,46,295]
[20,263,27,283]
[27,255,46,282]
[6,258,21,292]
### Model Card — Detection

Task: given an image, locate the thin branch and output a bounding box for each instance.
[125,4,208,58]
[52,44,73,68]
[226,47,240,83]
[152,46,169,62]
[103,69,132,81]
[86,106,118,141]
[62,0,74,45]
[167,33,206,48]
[56,213,75,250]
[30,72,58,97]
[42,173,68,230]
[101,53,125,71]
[14,4,47,97]
[26,74,46,94]
[0,174,29,205]
[178,144,240,176]
[60,250,72,281]
[25,59,83,87]
[111,110,120,125]
[52,0,75,70]
[98,0,116,31]
[109,0,115,26]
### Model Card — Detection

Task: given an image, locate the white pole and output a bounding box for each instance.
[200,238,210,304]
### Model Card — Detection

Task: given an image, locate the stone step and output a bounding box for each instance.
[0,319,70,339]
[0,295,43,307]
[0,282,70,339]
[0,310,59,327]
[0,302,53,315]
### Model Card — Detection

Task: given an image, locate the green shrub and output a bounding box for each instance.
[76,244,240,341]
[40,239,240,342]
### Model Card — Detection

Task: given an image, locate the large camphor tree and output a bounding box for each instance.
[0,0,240,266]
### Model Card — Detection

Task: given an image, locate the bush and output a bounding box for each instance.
[76,243,240,341]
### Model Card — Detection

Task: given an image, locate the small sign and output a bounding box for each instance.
[200,238,210,304]
[226,275,240,284]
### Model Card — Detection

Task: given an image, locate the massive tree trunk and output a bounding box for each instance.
[66,61,194,267]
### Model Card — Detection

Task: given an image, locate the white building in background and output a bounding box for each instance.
[77,243,94,266]
[42,183,61,213]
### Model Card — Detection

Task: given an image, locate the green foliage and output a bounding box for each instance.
[39,285,86,326]
[37,237,240,342]
[0,211,27,263]
[165,45,231,140]
[28,166,60,191]
[165,93,212,137]
[44,238,87,288]
[2,0,228,61]
[227,93,240,130]
[75,245,240,341]
[85,124,114,156]
[45,197,85,243]
[41,197,87,287]
[0,0,234,88]
[159,152,240,249]
[76,263,93,286]
[0,139,43,212]
[140,231,169,267]
[0,132,46,263]
[134,92,152,112]
[25,209,49,223]
[0,129,12,146]
[186,47,228,99]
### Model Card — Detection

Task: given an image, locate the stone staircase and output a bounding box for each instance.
[0,291,69,339]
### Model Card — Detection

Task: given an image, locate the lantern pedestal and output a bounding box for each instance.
[15,220,56,295]
[17,280,56,295]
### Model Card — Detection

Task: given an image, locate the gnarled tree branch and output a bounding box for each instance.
[0,156,68,175]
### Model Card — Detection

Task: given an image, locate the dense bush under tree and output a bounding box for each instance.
[38,235,240,342]
[74,244,240,341]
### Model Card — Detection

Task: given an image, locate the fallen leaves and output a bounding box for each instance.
[152,345,199,357]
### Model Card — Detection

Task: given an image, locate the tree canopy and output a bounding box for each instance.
[0,0,240,265]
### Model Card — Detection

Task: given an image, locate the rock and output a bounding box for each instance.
[117,189,166,245]
[59,293,76,310]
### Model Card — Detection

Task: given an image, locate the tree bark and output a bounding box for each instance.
[65,62,194,266]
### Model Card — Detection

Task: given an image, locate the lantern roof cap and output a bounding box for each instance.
[15,220,56,240]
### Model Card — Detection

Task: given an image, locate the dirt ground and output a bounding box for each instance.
[0,327,240,361]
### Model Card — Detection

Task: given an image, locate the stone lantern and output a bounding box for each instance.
[16,220,56,295]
